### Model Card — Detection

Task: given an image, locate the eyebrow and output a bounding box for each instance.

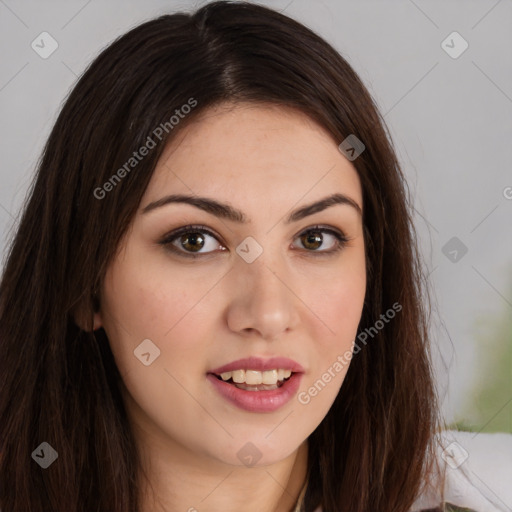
[141,192,362,223]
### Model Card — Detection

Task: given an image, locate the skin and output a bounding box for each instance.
[92,102,367,512]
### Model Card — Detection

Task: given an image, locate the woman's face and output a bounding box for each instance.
[95,102,366,467]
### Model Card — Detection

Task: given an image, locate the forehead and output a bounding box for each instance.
[144,102,363,211]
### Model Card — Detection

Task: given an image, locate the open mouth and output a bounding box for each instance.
[210,373,294,391]
[206,369,303,412]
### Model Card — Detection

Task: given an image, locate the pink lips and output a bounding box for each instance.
[206,356,305,413]
[208,356,305,375]
[207,372,303,412]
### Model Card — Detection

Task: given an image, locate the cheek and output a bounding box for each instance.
[100,256,219,376]
[327,277,365,332]
[99,260,217,424]
[296,250,365,406]
[302,256,366,349]
[295,267,365,414]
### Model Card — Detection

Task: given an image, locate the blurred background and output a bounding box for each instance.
[0,0,511,433]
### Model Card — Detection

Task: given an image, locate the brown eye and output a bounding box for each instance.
[159,225,225,258]
[159,224,350,259]
[179,232,206,252]
[292,226,350,254]
[300,231,323,250]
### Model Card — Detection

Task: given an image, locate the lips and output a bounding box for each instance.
[208,356,305,375]
[207,371,303,412]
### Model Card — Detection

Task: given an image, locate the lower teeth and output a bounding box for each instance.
[230,379,287,391]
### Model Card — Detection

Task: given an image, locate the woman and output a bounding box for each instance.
[0,1,505,511]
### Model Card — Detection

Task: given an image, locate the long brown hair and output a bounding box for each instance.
[0,2,446,510]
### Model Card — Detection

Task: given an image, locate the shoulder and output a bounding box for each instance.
[410,429,512,512]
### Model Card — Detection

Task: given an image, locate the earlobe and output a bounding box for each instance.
[92,311,103,331]
[71,292,103,332]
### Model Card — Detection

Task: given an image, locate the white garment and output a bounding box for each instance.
[304,430,512,512]
[410,429,512,512]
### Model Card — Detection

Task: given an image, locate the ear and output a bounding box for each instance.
[71,292,104,332]
[91,310,103,331]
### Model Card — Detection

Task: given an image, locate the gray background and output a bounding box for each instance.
[1,0,511,429]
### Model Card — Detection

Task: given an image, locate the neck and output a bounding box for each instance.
[122,390,310,512]
[138,436,309,512]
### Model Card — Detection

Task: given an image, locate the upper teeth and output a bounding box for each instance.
[219,369,292,385]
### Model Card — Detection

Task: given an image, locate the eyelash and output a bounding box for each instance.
[158,224,351,259]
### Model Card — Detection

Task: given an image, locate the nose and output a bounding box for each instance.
[225,253,301,340]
